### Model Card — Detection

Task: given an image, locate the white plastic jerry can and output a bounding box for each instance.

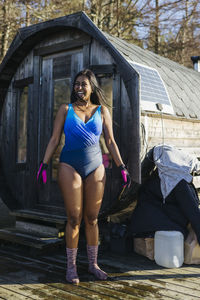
[154,231,184,268]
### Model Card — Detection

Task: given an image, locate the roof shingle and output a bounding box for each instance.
[104,32,200,120]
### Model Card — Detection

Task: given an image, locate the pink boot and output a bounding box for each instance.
[66,248,79,284]
[87,245,108,280]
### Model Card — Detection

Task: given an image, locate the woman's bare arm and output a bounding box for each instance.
[43,104,67,164]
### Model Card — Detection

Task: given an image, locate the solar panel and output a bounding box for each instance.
[128,61,174,114]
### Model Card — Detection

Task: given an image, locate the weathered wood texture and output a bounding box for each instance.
[141,114,200,159]
[0,197,15,228]
[14,51,34,80]
[0,30,88,212]
[0,245,200,299]
[34,28,90,50]
[0,12,141,188]
[1,26,137,216]
[2,12,199,219]
[90,38,115,65]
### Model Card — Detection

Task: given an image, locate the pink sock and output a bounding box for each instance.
[87,245,107,280]
[66,248,79,284]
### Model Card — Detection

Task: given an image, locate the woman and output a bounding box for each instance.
[37,69,131,284]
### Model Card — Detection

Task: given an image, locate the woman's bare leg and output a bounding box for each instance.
[83,164,106,245]
[83,164,107,280]
[58,163,83,248]
[58,163,83,284]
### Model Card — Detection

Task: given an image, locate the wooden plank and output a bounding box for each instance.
[128,253,200,289]
[148,267,200,290]
[0,260,140,300]
[33,252,141,300]
[90,64,116,74]
[51,281,137,300]
[15,221,61,236]
[34,253,173,299]
[83,281,159,299]
[38,56,60,209]
[0,279,61,300]
[0,286,30,300]
[120,77,132,166]
[34,27,86,49]
[10,209,67,224]
[0,276,84,300]
[82,43,90,68]
[13,77,33,88]
[0,249,158,299]
[116,270,200,298]
[53,55,71,79]
[0,253,118,300]
[42,252,188,299]
[71,52,83,84]
[90,39,114,65]
[122,279,199,300]
[78,253,200,299]
[0,228,64,249]
[109,72,121,204]
[127,263,200,297]
[33,252,200,300]
[15,50,33,80]
[25,55,40,209]
[101,270,200,300]
[94,281,171,300]
[89,270,195,299]
[2,247,200,300]
[34,37,90,56]
[161,265,200,283]
[141,115,200,159]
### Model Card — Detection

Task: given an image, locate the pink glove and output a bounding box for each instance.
[37,161,48,184]
[119,164,131,188]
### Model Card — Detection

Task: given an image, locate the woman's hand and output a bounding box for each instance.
[119,164,131,188]
[37,161,48,184]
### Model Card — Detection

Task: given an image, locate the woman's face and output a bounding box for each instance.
[74,75,92,102]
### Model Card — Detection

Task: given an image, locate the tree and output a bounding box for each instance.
[0,0,21,61]
[145,0,200,67]
[0,0,200,68]
[86,0,151,46]
[174,0,199,67]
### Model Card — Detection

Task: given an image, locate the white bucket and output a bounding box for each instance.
[154,231,184,268]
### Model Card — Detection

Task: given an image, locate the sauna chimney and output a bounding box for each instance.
[191,56,200,72]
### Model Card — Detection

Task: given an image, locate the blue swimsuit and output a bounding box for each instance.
[60,104,103,178]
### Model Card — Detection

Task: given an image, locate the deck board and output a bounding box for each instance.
[0,246,200,299]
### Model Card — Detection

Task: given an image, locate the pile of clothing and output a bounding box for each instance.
[131,145,200,244]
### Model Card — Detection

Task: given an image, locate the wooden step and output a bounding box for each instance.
[10,209,67,227]
[15,220,65,238]
[0,227,64,250]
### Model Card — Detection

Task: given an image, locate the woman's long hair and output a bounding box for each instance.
[70,69,108,105]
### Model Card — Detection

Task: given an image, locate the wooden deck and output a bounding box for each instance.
[0,245,200,299]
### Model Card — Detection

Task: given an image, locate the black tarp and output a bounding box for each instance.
[130,172,200,243]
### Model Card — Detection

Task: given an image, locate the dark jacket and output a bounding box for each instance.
[131,173,200,240]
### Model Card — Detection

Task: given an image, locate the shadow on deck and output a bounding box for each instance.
[0,244,200,299]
